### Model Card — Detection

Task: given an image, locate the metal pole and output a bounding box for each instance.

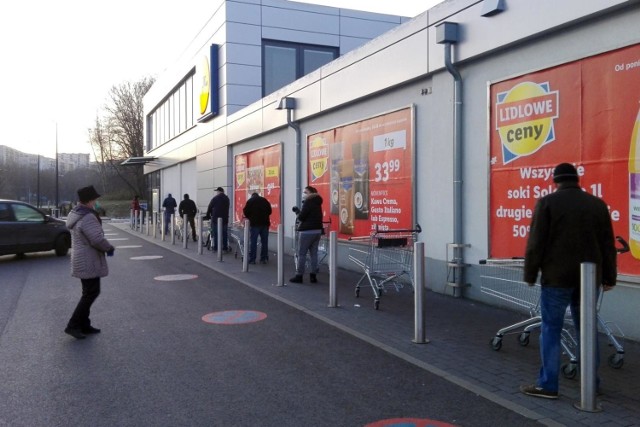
[130,209,133,229]
[413,242,429,344]
[328,231,338,307]
[145,211,150,236]
[198,215,204,255]
[171,214,176,245]
[153,211,157,238]
[275,224,285,286]
[161,210,166,241]
[242,219,250,271]
[574,262,601,412]
[217,218,223,262]
[183,214,188,249]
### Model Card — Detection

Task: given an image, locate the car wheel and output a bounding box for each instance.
[55,235,70,256]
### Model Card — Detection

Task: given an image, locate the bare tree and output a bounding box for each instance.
[89,76,155,197]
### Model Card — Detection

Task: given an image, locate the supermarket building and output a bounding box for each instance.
[140,0,640,339]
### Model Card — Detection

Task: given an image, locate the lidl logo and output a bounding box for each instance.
[309,136,328,181]
[495,81,559,164]
[200,56,210,115]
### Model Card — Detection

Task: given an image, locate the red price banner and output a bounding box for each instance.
[307,108,414,239]
[234,144,281,230]
[489,43,640,276]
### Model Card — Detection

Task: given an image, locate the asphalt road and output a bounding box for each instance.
[0,230,541,427]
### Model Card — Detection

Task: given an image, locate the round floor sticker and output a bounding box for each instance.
[131,255,163,260]
[202,310,267,325]
[154,274,198,281]
[365,419,457,427]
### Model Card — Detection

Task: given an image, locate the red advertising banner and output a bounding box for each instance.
[234,144,281,230]
[307,108,414,239]
[489,43,640,276]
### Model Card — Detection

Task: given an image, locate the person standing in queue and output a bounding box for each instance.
[65,185,114,340]
[206,187,231,252]
[162,193,177,235]
[243,192,272,264]
[290,186,323,284]
[520,163,617,399]
[178,193,198,241]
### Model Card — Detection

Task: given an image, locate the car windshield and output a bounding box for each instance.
[13,204,44,222]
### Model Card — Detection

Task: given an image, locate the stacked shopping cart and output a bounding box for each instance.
[349,225,421,310]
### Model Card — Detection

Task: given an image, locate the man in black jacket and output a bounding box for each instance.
[290,186,324,283]
[206,187,230,252]
[520,163,617,400]
[243,192,272,264]
[178,194,198,241]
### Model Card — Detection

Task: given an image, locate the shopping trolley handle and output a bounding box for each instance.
[479,257,524,265]
[373,223,422,234]
[616,236,630,254]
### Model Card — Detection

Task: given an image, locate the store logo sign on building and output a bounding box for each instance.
[495,81,559,164]
[200,55,210,115]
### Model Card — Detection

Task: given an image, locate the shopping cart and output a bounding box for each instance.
[201,219,212,250]
[293,220,331,274]
[228,221,247,259]
[348,225,421,310]
[479,235,629,377]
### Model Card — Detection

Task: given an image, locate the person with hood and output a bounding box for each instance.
[178,193,198,241]
[242,192,272,264]
[162,193,177,235]
[65,185,114,340]
[290,185,324,283]
[205,187,231,252]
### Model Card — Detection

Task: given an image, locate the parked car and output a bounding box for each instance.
[0,199,71,257]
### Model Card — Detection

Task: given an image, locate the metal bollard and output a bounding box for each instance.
[130,209,133,229]
[413,242,429,344]
[198,215,204,255]
[183,214,188,249]
[161,210,166,241]
[242,219,250,271]
[275,224,285,286]
[137,210,142,232]
[145,211,150,235]
[574,262,601,412]
[217,218,223,262]
[153,211,157,238]
[328,231,338,307]
[171,214,176,245]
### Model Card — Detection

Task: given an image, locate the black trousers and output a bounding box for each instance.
[68,277,101,330]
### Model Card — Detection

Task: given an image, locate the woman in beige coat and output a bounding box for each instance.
[64,185,114,340]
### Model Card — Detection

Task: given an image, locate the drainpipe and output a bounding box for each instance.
[437,22,465,296]
[278,97,301,208]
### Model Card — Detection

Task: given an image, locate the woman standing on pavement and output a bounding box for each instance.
[64,185,114,340]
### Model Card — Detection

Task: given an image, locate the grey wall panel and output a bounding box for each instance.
[223,63,261,86]
[225,22,261,45]
[223,42,262,66]
[197,148,215,172]
[339,9,404,23]
[338,16,402,38]
[226,1,260,25]
[226,107,264,144]
[261,26,340,46]
[338,36,371,54]
[224,84,262,110]
[262,6,340,34]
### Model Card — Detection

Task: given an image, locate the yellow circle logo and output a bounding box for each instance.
[199,56,210,115]
[495,81,559,163]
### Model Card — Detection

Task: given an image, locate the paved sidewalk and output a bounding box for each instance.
[114,222,640,427]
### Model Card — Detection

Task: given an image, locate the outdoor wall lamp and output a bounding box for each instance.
[276,97,296,110]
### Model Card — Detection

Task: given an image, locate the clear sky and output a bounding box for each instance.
[0,0,439,159]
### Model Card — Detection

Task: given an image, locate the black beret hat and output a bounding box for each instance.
[77,185,101,203]
[552,163,579,183]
